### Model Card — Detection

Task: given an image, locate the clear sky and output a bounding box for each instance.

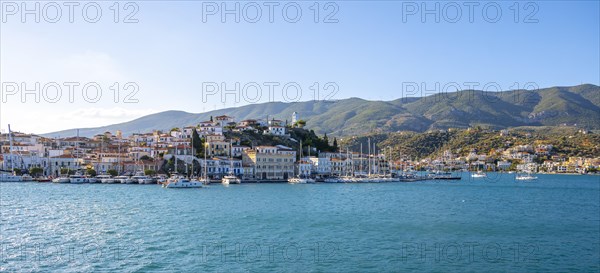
[1,1,598,134]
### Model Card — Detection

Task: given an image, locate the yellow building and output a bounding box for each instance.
[242,146,295,180]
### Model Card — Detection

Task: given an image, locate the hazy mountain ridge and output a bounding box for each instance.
[42,84,600,138]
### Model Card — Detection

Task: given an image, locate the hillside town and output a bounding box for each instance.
[1,111,599,184]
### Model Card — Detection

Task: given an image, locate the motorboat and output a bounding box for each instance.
[52,176,70,183]
[69,172,88,184]
[162,175,203,188]
[97,175,116,184]
[471,171,487,178]
[115,175,134,184]
[222,175,241,185]
[288,177,315,184]
[516,173,538,181]
[131,172,153,184]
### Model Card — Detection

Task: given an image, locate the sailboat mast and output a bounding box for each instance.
[360,143,363,175]
[368,138,371,176]
[8,124,13,171]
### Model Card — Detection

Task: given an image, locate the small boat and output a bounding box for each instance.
[288,177,315,184]
[222,140,241,185]
[52,176,70,183]
[162,175,203,188]
[516,173,538,181]
[471,171,487,178]
[97,175,115,184]
[36,177,52,182]
[21,174,33,182]
[222,175,241,185]
[428,171,461,180]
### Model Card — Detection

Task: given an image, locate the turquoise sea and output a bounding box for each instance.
[1,173,599,272]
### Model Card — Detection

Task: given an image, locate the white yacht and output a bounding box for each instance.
[162,175,203,188]
[131,172,153,184]
[21,174,33,182]
[87,176,99,183]
[516,173,538,181]
[52,176,70,183]
[471,171,487,178]
[0,173,23,182]
[115,175,134,184]
[288,177,315,184]
[69,172,88,184]
[97,175,115,184]
[222,175,241,185]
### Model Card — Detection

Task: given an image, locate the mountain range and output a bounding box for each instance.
[42,84,600,138]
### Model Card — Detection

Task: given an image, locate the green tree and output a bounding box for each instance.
[191,129,205,157]
[107,169,118,177]
[86,169,97,177]
[60,168,74,175]
[145,169,157,176]
[29,167,44,177]
[333,137,338,152]
[139,155,152,161]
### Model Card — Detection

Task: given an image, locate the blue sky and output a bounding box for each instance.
[1,1,598,134]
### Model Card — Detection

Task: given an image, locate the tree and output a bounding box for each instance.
[210,116,213,122]
[333,137,338,152]
[145,169,157,176]
[107,169,118,177]
[86,169,97,177]
[191,129,205,157]
[297,120,306,128]
[60,168,74,175]
[29,167,44,177]
[139,155,152,161]
[170,127,180,132]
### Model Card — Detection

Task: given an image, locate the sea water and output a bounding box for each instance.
[1,173,598,272]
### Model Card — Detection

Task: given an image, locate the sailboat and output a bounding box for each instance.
[288,139,315,184]
[163,129,203,188]
[0,125,23,182]
[471,163,487,178]
[222,139,241,184]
